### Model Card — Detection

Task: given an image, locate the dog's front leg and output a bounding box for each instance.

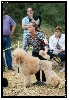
[24,74,31,88]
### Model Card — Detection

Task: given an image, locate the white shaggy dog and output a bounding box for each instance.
[13,48,64,87]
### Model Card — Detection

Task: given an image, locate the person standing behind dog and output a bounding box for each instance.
[23,22,49,85]
[3,7,16,71]
[22,7,40,49]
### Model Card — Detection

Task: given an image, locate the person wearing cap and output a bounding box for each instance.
[3,7,16,71]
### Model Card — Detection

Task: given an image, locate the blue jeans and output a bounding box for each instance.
[3,57,5,68]
[3,37,12,68]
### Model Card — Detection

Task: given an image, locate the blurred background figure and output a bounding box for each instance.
[3,7,16,71]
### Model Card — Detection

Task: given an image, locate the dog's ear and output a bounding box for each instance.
[16,57,21,64]
[16,56,23,64]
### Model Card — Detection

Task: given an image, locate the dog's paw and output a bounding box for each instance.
[58,80,65,88]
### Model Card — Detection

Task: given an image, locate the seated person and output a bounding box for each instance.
[48,26,65,72]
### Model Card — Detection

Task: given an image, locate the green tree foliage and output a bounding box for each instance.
[3,2,65,42]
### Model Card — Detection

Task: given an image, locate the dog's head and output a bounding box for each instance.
[12,48,26,64]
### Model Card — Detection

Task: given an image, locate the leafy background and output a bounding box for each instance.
[3,2,65,44]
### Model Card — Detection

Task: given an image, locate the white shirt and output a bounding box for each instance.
[49,34,65,52]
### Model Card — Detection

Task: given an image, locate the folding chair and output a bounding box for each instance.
[49,50,65,66]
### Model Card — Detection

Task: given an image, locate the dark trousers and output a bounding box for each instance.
[32,51,46,82]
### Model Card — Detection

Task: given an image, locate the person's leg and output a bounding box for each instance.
[59,52,65,72]
[59,53,65,62]
[3,37,6,70]
[60,61,65,72]
[5,37,12,69]
[39,55,46,83]
[35,70,40,81]
[42,70,46,82]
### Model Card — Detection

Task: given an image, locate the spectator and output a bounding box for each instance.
[23,22,49,85]
[48,26,65,72]
[22,7,40,49]
[3,7,16,71]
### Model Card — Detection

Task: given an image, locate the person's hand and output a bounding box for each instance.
[42,51,47,55]
[39,50,50,60]
[29,14,35,22]
[30,16,35,22]
[9,33,12,38]
[58,49,63,53]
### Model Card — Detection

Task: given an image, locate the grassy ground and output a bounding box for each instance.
[3,71,65,96]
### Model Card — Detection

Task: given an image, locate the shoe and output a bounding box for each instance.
[33,80,41,85]
[39,81,46,86]
[8,67,15,71]
[60,67,65,72]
